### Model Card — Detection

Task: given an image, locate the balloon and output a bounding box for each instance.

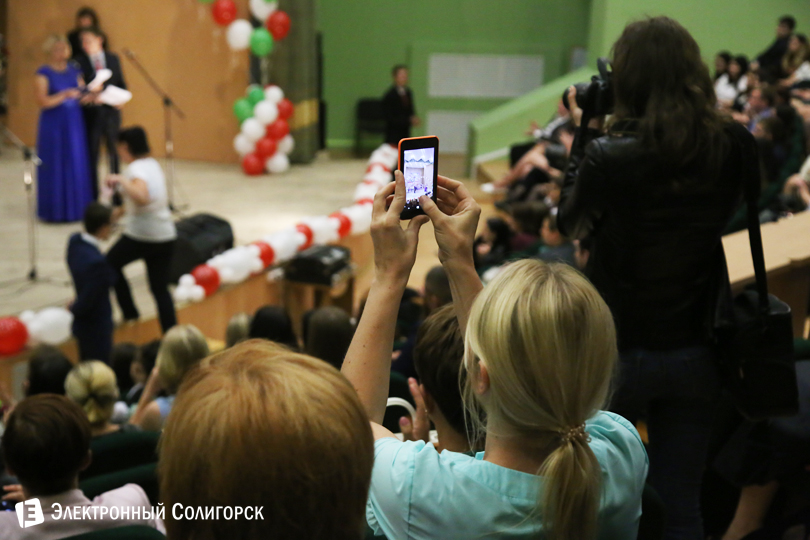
[264,85,284,104]
[250,27,274,56]
[226,20,253,51]
[249,0,277,22]
[356,198,374,205]
[276,97,294,121]
[277,134,295,155]
[233,133,256,156]
[255,137,278,160]
[247,86,265,106]
[253,100,279,125]
[295,224,314,250]
[30,308,73,345]
[212,0,237,26]
[252,241,275,267]
[266,10,291,41]
[242,153,265,175]
[189,285,206,302]
[241,118,266,142]
[0,317,28,355]
[233,98,253,123]
[266,118,289,140]
[191,264,221,296]
[266,153,289,174]
[179,274,195,287]
[329,212,353,238]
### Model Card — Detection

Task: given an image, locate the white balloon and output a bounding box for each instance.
[178,274,195,287]
[354,183,378,201]
[226,20,253,51]
[266,153,290,174]
[364,169,390,186]
[303,217,339,245]
[30,307,73,345]
[189,285,206,302]
[264,230,299,262]
[249,257,264,274]
[233,133,256,156]
[277,134,295,155]
[246,244,261,258]
[249,0,277,22]
[172,286,190,303]
[263,85,284,104]
[18,310,36,325]
[253,100,279,125]
[218,267,236,283]
[241,118,266,143]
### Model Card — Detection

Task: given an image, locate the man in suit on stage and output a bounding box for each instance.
[76,27,127,200]
[67,202,117,363]
[382,65,420,146]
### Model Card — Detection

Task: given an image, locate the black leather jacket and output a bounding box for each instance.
[558,123,750,351]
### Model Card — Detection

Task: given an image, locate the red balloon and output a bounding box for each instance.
[252,241,275,267]
[356,198,374,205]
[0,317,28,356]
[211,0,237,26]
[329,212,352,238]
[191,265,221,297]
[266,119,290,141]
[295,223,314,251]
[277,98,294,121]
[255,137,278,160]
[242,153,265,176]
[366,163,390,174]
[266,10,291,41]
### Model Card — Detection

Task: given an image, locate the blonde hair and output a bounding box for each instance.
[225,312,252,348]
[156,325,210,394]
[159,339,374,540]
[42,34,70,55]
[464,259,617,540]
[64,361,120,426]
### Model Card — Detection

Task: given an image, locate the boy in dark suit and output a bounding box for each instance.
[382,65,420,146]
[67,203,116,363]
[76,27,127,200]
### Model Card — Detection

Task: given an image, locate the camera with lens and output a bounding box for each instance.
[562,57,614,117]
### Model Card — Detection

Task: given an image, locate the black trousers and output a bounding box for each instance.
[107,235,177,333]
[85,105,121,200]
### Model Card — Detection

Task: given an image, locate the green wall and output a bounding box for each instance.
[317,0,590,150]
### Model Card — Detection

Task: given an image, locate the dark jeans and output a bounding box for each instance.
[611,346,720,540]
[107,235,177,333]
[85,105,121,199]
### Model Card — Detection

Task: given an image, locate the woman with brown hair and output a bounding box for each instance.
[558,16,752,540]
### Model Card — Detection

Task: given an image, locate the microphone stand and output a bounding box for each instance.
[1,127,40,282]
[122,48,186,212]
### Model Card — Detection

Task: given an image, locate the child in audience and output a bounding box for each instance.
[0,395,164,538]
[123,339,158,407]
[343,173,647,539]
[225,312,252,348]
[304,307,355,370]
[110,342,137,398]
[159,339,373,540]
[537,213,577,266]
[26,345,73,396]
[65,361,140,437]
[473,217,514,273]
[248,305,298,350]
[129,325,209,431]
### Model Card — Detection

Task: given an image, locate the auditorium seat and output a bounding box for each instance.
[62,525,164,540]
[79,463,159,506]
[80,430,160,480]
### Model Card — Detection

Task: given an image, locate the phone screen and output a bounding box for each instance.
[402,147,435,214]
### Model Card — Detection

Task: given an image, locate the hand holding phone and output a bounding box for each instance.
[398,136,439,220]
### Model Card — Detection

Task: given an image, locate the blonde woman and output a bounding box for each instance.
[65,360,139,438]
[129,325,209,431]
[342,173,647,540]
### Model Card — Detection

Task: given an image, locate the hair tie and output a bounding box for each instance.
[559,424,590,445]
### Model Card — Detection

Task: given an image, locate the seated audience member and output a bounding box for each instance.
[65,361,139,438]
[225,312,252,348]
[26,345,73,396]
[715,55,749,107]
[714,50,732,81]
[123,339,159,407]
[129,325,209,431]
[507,200,549,252]
[779,33,810,88]
[783,155,810,211]
[159,340,373,540]
[400,304,476,454]
[304,307,355,370]
[343,173,647,539]
[248,305,298,349]
[536,213,577,266]
[110,342,137,398]
[0,395,163,538]
[735,86,776,132]
[473,217,514,272]
[752,15,796,80]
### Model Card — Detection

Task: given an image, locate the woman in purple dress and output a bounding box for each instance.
[34,35,93,222]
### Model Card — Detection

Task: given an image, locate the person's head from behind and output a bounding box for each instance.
[159,340,374,540]
[76,7,99,30]
[611,17,726,172]
[26,345,72,397]
[541,214,568,247]
[111,342,137,394]
[80,26,104,56]
[83,202,113,241]
[249,305,298,349]
[728,55,748,81]
[131,340,159,386]
[788,33,808,54]
[715,51,732,76]
[423,266,452,314]
[225,312,252,348]
[65,361,119,430]
[3,395,91,497]
[778,15,796,39]
[392,64,408,87]
[510,201,549,237]
[43,34,71,62]
[464,259,617,540]
[304,307,354,370]
[157,325,209,395]
[482,217,512,249]
[117,126,151,164]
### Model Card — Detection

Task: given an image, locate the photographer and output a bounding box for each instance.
[558,17,754,540]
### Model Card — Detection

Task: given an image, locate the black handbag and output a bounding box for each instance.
[712,127,798,421]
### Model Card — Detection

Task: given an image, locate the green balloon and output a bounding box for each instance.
[233,98,254,123]
[247,86,265,106]
[250,28,274,57]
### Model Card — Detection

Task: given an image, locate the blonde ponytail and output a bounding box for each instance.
[65,361,120,426]
[464,260,617,540]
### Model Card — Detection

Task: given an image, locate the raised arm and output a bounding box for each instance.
[342,172,428,435]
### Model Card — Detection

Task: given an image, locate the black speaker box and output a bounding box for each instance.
[169,214,234,283]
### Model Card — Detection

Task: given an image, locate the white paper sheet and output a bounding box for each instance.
[87,68,112,91]
[98,85,132,107]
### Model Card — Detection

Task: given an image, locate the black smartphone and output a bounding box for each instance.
[398,136,439,220]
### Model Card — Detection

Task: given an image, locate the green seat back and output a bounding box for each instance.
[61,525,164,540]
[82,430,160,480]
